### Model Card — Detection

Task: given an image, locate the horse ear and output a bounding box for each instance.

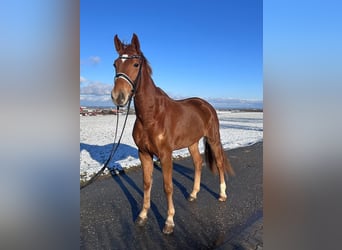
[131,33,141,53]
[114,35,123,53]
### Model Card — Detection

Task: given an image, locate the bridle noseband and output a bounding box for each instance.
[114,54,143,95]
[115,72,136,91]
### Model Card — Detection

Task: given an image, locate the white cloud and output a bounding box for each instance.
[80,76,87,84]
[89,56,101,65]
[80,82,112,96]
[80,82,263,108]
[80,56,101,66]
[80,95,111,102]
[80,81,113,106]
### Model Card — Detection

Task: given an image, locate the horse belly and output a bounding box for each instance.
[171,119,204,150]
[173,132,203,150]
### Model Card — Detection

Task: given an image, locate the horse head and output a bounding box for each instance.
[111,33,143,107]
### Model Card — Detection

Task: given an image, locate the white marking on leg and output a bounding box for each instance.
[166,217,175,226]
[220,183,226,196]
[139,210,148,219]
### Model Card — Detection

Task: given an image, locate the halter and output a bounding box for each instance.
[114,54,143,94]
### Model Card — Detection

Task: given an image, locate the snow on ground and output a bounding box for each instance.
[80,111,263,181]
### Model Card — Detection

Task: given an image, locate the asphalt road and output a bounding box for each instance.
[80,142,263,250]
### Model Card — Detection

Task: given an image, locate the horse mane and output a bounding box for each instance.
[141,54,153,76]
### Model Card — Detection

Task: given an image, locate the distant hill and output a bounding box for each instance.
[80,97,263,111]
[206,98,263,110]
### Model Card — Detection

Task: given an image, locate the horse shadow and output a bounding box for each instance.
[154,162,219,200]
[108,161,216,232]
[81,142,218,231]
[80,142,139,170]
[109,163,203,232]
[111,173,166,231]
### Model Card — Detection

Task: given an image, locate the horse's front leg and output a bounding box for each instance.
[136,151,153,226]
[160,152,175,234]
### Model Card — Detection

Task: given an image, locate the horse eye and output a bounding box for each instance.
[133,63,139,68]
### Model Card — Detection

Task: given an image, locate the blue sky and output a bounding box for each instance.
[80,0,262,107]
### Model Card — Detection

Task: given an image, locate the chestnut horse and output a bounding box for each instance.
[111,34,235,234]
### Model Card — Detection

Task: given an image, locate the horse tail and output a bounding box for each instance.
[204,138,235,177]
[223,148,235,177]
[204,138,216,173]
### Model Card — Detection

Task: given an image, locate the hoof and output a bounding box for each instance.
[187,195,197,202]
[218,195,227,202]
[135,216,147,227]
[163,223,174,235]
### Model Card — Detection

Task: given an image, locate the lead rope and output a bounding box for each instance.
[80,55,143,190]
[80,97,133,190]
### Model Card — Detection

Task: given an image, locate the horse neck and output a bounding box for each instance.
[134,68,166,122]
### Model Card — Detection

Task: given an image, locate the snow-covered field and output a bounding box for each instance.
[80,111,263,181]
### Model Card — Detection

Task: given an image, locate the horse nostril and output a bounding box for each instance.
[118,92,125,104]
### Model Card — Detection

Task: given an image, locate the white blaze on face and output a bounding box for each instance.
[121,54,128,62]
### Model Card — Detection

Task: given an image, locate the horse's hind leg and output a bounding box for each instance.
[207,139,228,202]
[136,151,153,226]
[188,142,203,202]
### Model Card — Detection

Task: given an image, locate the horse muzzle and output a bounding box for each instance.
[111,90,129,107]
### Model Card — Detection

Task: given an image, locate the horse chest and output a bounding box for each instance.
[133,121,168,154]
